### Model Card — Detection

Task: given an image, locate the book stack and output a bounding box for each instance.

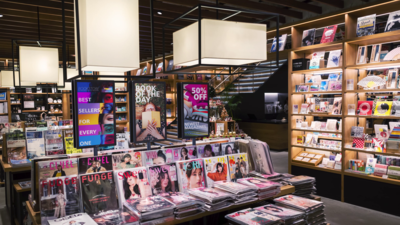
[188,187,234,211]
[124,196,176,222]
[285,176,316,197]
[225,208,283,225]
[254,204,306,225]
[213,181,258,204]
[159,192,205,219]
[274,195,326,225]
[237,177,282,200]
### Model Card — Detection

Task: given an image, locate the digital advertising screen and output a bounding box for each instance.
[73,80,116,148]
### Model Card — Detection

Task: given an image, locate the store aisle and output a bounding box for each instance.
[270,150,400,225]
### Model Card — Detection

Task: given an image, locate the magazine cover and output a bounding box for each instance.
[357,14,376,36]
[301,29,315,46]
[385,10,400,32]
[158,192,202,207]
[64,130,83,154]
[270,34,287,52]
[38,159,78,180]
[148,163,180,194]
[45,130,64,155]
[112,152,143,170]
[177,146,198,160]
[6,139,27,163]
[274,195,322,210]
[47,213,97,225]
[176,159,206,192]
[254,204,304,220]
[78,156,113,175]
[197,144,223,157]
[125,195,175,214]
[26,130,45,159]
[220,142,238,155]
[227,153,249,181]
[115,167,152,209]
[320,25,338,43]
[39,175,80,225]
[91,209,140,225]
[143,148,180,166]
[237,177,281,190]
[80,171,119,214]
[226,208,282,225]
[204,156,229,188]
[131,82,166,143]
[115,132,130,149]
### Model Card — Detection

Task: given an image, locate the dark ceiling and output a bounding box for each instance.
[0,0,344,62]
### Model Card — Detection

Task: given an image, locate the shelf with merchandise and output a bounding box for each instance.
[292,40,343,54]
[345,29,400,46]
[292,128,342,134]
[292,67,342,75]
[344,147,400,156]
[291,144,342,153]
[292,91,343,95]
[291,162,342,174]
[344,88,400,93]
[346,61,400,70]
[292,113,343,117]
[344,114,400,119]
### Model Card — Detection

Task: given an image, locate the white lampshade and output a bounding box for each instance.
[19,46,59,84]
[173,19,267,67]
[74,0,140,72]
[0,71,19,87]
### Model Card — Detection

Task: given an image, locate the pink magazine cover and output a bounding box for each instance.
[237,177,281,191]
[112,152,143,170]
[189,187,231,199]
[176,159,206,193]
[226,208,282,225]
[254,204,304,219]
[178,146,197,160]
[148,163,180,195]
[143,148,180,166]
[274,195,322,210]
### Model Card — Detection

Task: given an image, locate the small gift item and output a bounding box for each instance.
[48,98,53,103]
[57,99,62,103]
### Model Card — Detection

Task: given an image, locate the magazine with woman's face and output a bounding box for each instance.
[204,156,229,188]
[158,192,200,206]
[143,148,180,166]
[221,142,238,155]
[112,152,143,170]
[197,144,222,157]
[125,195,175,214]
[133,82,166,143]
[148,163,180,195]
[78,155,113,175]
[254,204,304,219]
[115,167,152,209]
[176,159,206,192]
[91,208,140,225]
[227,153,249,181]
[274,195,322,210]
[189,187,230,199]
[37,158,78,180]
[237,177,281,189]
[178,146,197,160]
[227,208,282,225]
[39,175,80,225]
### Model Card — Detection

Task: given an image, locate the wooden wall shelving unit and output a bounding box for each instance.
[285,0,400,214]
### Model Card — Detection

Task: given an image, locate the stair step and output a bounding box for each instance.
[167,129,178,135]
[167,134,182,142]
[233,82,263,86]
[227,90,254,94]
[241,72,274,77]
[235,85,260,90]
[237,76,271,81]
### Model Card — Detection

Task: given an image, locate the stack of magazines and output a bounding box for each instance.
[48,213,98,225]
[274,195,325,225]
[213,181,258,204]
[249,171,281,180]
[90,208,140,225]
[254,204,306,225]
[124,196,176,222]
[237,177,282,200]
[159,192,205,219]
[285,176,316,197]
[188,187,234,211]
[225,208,283,225]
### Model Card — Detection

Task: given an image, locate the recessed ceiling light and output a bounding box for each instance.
[157,11,162,15]
[0,15,3,18]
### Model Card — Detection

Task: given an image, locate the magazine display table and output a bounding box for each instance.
[26,185,294,225]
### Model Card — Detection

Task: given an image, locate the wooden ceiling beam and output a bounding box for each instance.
[261,0,322,14]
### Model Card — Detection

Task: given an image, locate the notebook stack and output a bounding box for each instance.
[124,196,176,222]
[237,177,282,200]
[285,176,316,197]
[254,204,306,225]
[213,181,258,204]
[274,195,325,225]
[159,192,205,219]
[225,208,283,225]
[188,187,234,211]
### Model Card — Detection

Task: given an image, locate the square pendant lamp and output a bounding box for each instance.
[19,46,60,84]
[74,0,140,72]
[173,19,267,67]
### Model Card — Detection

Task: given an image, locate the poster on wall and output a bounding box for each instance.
[177,83,209,139]
[72,80,116,148]
[129,81,166,143]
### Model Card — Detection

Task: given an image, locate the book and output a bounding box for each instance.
[37,159,78,180]
[388,166,400,179]
[143,148,180,166]
[357,14,376,36]
[197,144,223,157]
[301,29,316,46]
[78,156,113,175]
[385,10,400,32]
[18,181,31,189]
[26,131,45,159]
[270,34,287,52]
[320,25,338,43]
[47,213,97,225]
[327,50,341,68]
[356,46,367,64]
[39,175,80,225]
[204,156,229,188]
[176,159,206,192]
[148,163,180,194]
[112,152,143,170]
[227,153,249,182]
[156,62,163,73]
[220,142,237,155]
[226,208,282,225]
[167,60,174,71]
[114,167,152,208]
[80,171,119,214]
[0,92,6,101]
[309,51,325,69]
[136,69,142,76]
[357,101,373,115]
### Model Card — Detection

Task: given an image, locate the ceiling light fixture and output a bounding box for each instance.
[0,15,3,17]
[157,11,162,15]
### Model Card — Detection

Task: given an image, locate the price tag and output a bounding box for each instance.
[382,175,388,179]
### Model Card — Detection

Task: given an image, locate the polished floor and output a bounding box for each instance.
[0,151,399,225]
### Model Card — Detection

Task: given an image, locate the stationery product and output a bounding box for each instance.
[300,104,308,114]
[346,79,354,90]
[357,101,373,115]
[320,25,338,43]
[270,34,287,52]
[374,125,389,140]
[374,101,392,116]
[357,14,376,36]
[356,46,367,64]
[148,163,179,194]
[365,158,377,174]
[293,105,299,114]
[389,122,400,132]
[351,126,364,138]
[370,44,382,63]
[310,85,319,92]
[301,29,316,46]
[391,101,400,116]
[374,164,388,177]
[332,97,342,115]
[176,159,206,192]
[352,138,365,149]
[328,74,339,81]
[385,10,400,32]
[387,166,400,179]
[387,69,398,88]
[204,156,229,187]
[327,50,341,68]
[309,51,325,69]
[297,85,309,92]
[319,80,329,91]
[326,119,337,131]
[348,104,356,115]
[328,81,342,91]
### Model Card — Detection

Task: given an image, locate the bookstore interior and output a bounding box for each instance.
[3,0,400,225]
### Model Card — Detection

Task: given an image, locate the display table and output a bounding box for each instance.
[0,156,31,225]
[26,185,295,225]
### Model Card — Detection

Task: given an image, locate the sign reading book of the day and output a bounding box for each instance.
[129,81,166,143]
[73,80,116,148]
[177,83,210,138]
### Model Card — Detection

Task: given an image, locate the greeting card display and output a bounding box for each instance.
[73,80,116,148]
[78,156,113,175]
[204,156,229,188]
[177,83,209,138]
[357,101,373,115]
[176,159,206,192]
[148,163,180,195]
[129,82,167,143]
[143,148,180,166]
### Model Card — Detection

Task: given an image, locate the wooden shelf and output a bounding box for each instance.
[11,103,21,105]
[292,114,343,117]
[344,171,400,186]
[0,100,7,102]
[292,144,342,152]
[16,93,62,95]
[292,128,342,134]
[345,147,400,156]
[291,162,342,174]
[317,136,342,140]
[22,110,47,113]
[116,121,128,124]
[115,93,127,96]
[345,29,400,46]
[292,91,342,95]
[116,111,127,114]
[48,113,63,115]
[345,88,400,93]
[292,67,342,74]
[0,113,8,115]
[344,115,400,119]
[292,40,343,54]
[47,103,62,105]
[346,61,400,70]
